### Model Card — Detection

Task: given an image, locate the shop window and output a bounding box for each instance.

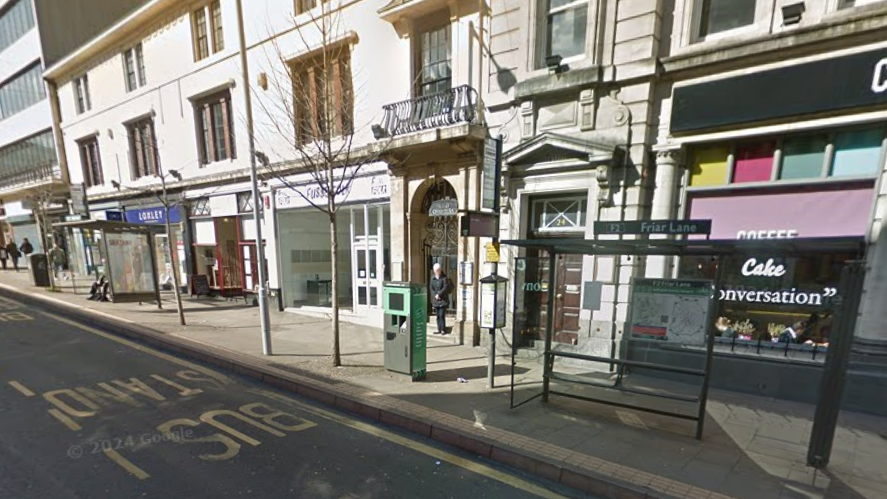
[732,141,775,183]
[830,128,885,177]
[689,146,729,186]
[697,0,756,38]
[779,135,827,180]
[530,197,587,234]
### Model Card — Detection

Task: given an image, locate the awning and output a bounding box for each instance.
[501,237,866,257]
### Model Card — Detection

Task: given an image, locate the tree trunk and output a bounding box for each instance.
[330,212,341,367]
[165,215,186,326]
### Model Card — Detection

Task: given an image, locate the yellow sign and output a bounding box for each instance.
[485,242,500,263]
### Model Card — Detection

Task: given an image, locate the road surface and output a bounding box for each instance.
[0,295,586,499]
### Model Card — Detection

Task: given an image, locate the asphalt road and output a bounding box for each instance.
[0,295,587,499]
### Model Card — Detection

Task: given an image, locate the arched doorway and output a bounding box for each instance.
[421,180,458,319]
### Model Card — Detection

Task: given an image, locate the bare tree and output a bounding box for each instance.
[26,178,62,291]
[252,1,393,366]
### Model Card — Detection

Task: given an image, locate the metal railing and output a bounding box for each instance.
[0,163,60,191]
[376,84,478,137]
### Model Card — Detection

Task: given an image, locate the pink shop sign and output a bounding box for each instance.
[688,186,875,240]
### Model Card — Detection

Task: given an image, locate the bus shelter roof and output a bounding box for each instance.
[501,237,865,257]
[53,220,154,232]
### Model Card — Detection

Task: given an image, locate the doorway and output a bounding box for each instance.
[421,181,458,317]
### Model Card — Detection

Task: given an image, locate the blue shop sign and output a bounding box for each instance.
[125,206,182,225]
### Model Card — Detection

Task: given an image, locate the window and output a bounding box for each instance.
[698,0,756,38]
[237,192,253,213]
[733,141,775,183]
[78,137,103,187]
[841,0,885,7]
[295,0,318,14]
[292,49,354,144]
[0,0,34,55]
[418,25,451,96]
[127,117,159,179]
[192,197,211,217]
[0,130,58,185]
[74,75,91,114]
[780,135,827,180]
[689,146,730,186]
[0,63,45,121]
[192,1,224,61]
[211,1,224,53]
[538,0,588,66]
[195,91,235,165]
[123,43,147,92]
[418,26,451,96]
[831,128,884,177]
[530,196,588,233]
[688,126,885,187]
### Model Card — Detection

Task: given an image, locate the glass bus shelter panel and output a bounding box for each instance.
[510,256,552,409]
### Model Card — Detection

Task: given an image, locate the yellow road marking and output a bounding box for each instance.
[8,381,35,397]
[103,448,150,480]
[249,389,573,499]
[48,409,82,432]
[37,309,230,385]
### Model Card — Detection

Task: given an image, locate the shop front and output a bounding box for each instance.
[187,193,258,298]
[275,172,390,319]
[652,44,887,409]
[123,205,186,291]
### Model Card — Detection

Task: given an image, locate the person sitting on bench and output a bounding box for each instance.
[88,276,109,301]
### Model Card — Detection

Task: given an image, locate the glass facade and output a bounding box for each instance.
[0,63,45,121]
[0,0,34,55]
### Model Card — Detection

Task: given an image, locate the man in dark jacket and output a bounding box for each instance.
[4,241,20,271]
[429,263,451,335]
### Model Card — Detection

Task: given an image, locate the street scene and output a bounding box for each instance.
[1,0,887,498]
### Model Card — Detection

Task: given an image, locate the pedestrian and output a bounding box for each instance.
[48,243,67,280]
[429,263,452,335]
[0,246,7,270]
[4,240,20,272]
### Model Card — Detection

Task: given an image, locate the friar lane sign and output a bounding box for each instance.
[594,219,712,236]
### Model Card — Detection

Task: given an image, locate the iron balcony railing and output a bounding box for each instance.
[0,163,61,192]
[375,84,478,138]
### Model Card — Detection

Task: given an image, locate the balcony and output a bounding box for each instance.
[374,85,478,139]
[0,163,64,197]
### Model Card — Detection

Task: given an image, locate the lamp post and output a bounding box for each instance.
[236,0,273,355]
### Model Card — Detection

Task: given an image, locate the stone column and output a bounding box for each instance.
[856,208,887,356]
[646,147,684,279]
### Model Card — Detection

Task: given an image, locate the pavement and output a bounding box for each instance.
[0,293,585,499]
[1,270,885,499]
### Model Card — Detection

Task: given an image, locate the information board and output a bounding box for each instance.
[628,278,712,346]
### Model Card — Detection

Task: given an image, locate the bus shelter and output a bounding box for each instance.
[502,237,864,444]
[53,219,162,307]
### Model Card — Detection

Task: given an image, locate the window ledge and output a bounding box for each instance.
[514,66,602,100]
[687,175,877,193]
[664,4,887,75]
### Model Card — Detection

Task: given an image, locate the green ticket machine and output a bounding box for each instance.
[383,282,427,381]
